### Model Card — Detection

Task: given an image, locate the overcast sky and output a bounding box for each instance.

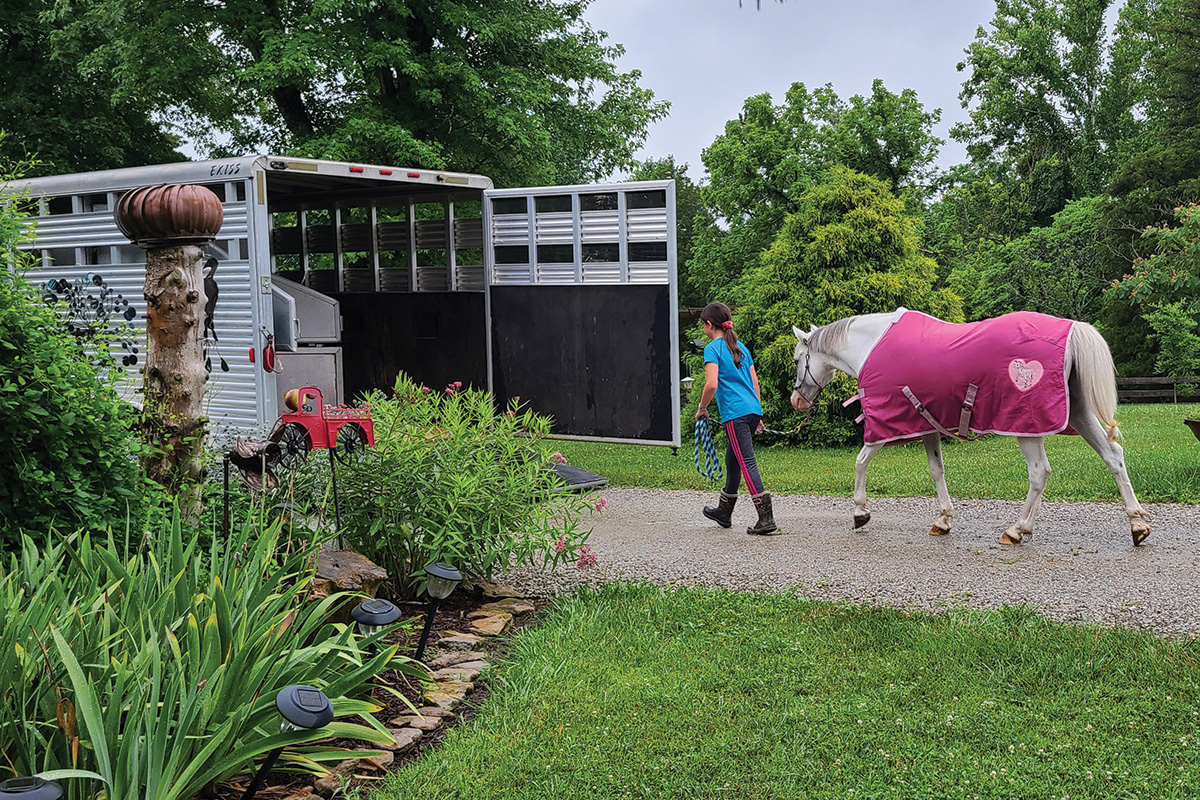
[583,0,1000,182]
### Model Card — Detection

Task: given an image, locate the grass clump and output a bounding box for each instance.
[379,583,1200,799]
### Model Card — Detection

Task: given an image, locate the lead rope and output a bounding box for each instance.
[693,417,723,483]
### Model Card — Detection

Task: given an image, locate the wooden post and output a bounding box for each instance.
[115,184,223,496]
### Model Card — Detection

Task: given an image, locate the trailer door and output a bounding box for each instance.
[484,181,679,446]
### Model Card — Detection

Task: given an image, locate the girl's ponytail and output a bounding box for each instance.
[700,302,744,367]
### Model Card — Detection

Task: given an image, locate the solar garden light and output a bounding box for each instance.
[351,598,402,640]
[0,777,62,800]
[413,562,463,662]
[239,685,334,800]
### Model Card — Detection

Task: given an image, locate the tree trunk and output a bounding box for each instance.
[142,243,208,493]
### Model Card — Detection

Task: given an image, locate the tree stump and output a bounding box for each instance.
[115,184,223,495]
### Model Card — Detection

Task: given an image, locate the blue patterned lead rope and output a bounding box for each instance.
[693,417,723,483]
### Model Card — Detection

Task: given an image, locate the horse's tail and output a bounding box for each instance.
[1069,321,1120,441]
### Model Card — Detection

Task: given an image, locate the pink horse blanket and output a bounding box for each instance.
[856,310,1075,445]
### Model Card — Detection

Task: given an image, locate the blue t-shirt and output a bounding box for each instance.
[703,338,762,420]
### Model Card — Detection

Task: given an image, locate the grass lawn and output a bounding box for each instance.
[551,403,1200,504]
[378,584,1200,799]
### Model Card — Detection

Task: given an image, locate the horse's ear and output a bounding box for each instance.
[793,325,806,342]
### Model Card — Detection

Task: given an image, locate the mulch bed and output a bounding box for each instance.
[212,586,549,800]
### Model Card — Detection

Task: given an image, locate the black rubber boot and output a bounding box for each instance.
[702,491,737,528]
[747,493,778,535]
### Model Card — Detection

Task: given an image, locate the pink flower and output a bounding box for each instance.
[550,452,567,464]
[421,386,431,394]
[594,497,607,512]
[453,381,462,389]
[553,536,567,553]
[445,384,456,394]
[576,545,597,570]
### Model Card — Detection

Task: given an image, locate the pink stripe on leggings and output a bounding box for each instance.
[725,420,761,498]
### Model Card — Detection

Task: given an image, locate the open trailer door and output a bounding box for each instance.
[484,181,680,446]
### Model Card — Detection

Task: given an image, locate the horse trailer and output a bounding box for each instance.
[5,156,680,446]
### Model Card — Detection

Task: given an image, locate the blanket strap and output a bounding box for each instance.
[901,384,982,442]
[843,392,866,425]
[958,383,979,439]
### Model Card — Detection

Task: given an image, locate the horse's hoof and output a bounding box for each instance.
[930,524,950,536]
[853,513,871,529]
[998,529,1023,545]
[1131,525,1151,546]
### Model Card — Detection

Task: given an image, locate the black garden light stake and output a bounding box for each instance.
[0,777,63,800]
[414,562,463,662]
[239,685,334,800]
[351,598,402,648]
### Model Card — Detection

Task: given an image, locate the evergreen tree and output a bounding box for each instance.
[733,168,962,445]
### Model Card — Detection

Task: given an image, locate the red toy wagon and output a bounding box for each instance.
[270,386,374,466]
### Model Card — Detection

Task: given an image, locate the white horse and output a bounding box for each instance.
[790,310,1151,546]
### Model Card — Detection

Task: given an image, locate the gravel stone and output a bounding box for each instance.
[503,487,1200,638]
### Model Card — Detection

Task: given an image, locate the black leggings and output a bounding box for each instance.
[723,414,765,496]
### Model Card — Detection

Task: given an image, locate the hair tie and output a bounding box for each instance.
[721,320,733,330]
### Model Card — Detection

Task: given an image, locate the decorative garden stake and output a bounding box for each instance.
[414,562,463,661]
[114,184,223,495]
[240,685,334,800]
[0,777,63,800]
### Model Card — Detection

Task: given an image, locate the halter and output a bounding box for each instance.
[794,352,830,414]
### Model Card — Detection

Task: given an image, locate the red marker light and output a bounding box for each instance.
[349,166,364,173]
[407,172,421,178]
[249,348,256,363]
[379,169,393,175]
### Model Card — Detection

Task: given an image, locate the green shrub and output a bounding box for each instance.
[339,374,595,598]
[1,165,146,541]
[0,503,411,799]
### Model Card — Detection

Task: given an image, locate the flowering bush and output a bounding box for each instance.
[339,373,595,597]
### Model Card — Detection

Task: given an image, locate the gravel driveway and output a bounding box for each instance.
[506,488,1200,638]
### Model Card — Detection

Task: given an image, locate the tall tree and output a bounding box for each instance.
[690,81,942,304]
[1101,0,1200,373]
[953,0,1156,219]
[1107,0,1200,234]
[52,0,667,187]
[0,0,182,175]
[836,79,944,197]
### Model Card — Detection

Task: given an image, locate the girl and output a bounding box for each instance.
[695,302,776,535]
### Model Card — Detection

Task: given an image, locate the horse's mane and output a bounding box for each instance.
[808,316,858,354]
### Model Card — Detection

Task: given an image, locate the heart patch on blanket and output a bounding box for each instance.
[1009,358,1044,391]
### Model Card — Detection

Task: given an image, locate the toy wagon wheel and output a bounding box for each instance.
[334,423,367,465]
[276,423,311,468]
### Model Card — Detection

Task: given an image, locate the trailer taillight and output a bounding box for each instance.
[379,169,393,175]
[407,172,421,178]
[349,166,364,173]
